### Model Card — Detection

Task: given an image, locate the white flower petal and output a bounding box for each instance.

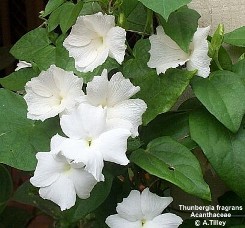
[70,41,99,67]
[116,190,143,222]
[106,118,133,132]
[24,65,84,121]
[107,99,147,137]
[145,213,183,228]
[69,168,97,199]
[77,47,109,73]
[83,146,105,182]
[64,13,120,73]
[60,138,104,182]
[107,72,140,106]
[106,26,126,64]
[30,152,64,188]
[15,60,32,71]
[85,69,109,106]
[25,94,65,121]
[187,26,211,78]
[60,103,106,139]
[84,12,115,36]
[63,34,92,47]
[147,26,189,75]
[141,188,173,220]
[63,16,98,47]
[39,175,76,211]
[98,128,130,165]
[50,134,67,151]
[58,138,88,162]
[106,214,141,228]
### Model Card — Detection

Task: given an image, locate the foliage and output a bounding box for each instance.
[1,0,245,227]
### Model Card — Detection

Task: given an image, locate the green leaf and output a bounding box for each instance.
[130,137,211,200]
[0,165,13,213]
[0,68,38,91]
[79,2,102,16]
[123,39,195,124]
[232,58,245,77]
[209,24,225,70]
[189,108,245,200]
[30,118,62,152]
[209,24,224,57]
[119,0,152,34]
[218,46,232,71]
[140,111,195,147]
[13,181,62,219]
[60,2,83,34]
[160,7,200,53]
[65,172,114,222]
[139,0,191,21]
[47,5,64,32]
[0,89,36,170]
[191,71,245,132]
[42,0,66,17]
[127,137,143,152]
[55,44,76,71]
[0,89,61,171]
[10,28,51,61]
[32,45,56,70]
[224,26,245,47]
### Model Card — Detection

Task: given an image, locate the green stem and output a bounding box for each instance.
[141,8,153,38]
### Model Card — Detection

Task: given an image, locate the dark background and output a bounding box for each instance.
[0,0,48,75]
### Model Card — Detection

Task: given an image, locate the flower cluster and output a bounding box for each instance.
[25,64,146,210]
[23,11,210,218]
[106,188,183,228]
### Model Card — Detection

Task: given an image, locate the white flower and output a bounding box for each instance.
[147,26,211,78]
[58,103,131,181]
[15,60,32,71]
[30,135,97,211]
[63,12,126,72]
[24,65,85,121]
[85,70,147,137]
[106,188,183,228]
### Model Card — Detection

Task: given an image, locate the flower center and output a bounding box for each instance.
[63,163,71,173]
[141,219,147,227]
[86,137,93,147]
[100,99,108,108]
[99,36,104,44]
[54,94,64,106]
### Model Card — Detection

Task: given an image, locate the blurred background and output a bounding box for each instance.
[0,0,47,75]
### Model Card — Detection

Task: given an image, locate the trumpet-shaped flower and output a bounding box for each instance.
[30,135,97,211]
[106,188,183,228]
[24,65,85,121]
[85,70,147,137]
[15,60,32,71]
[58,103,131,181]
[148,26,211,78]
[63,12,126,73]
